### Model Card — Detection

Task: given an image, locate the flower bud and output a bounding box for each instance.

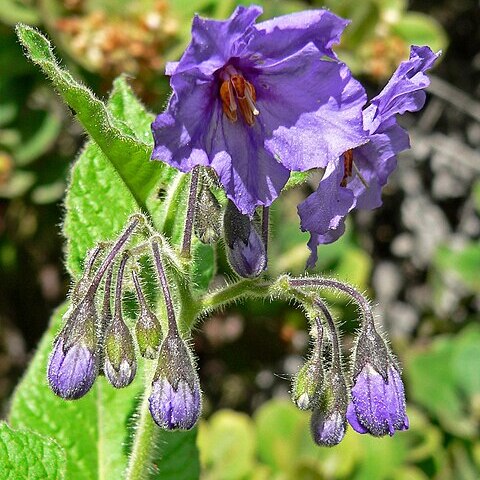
[310,369,348,447]
[346,322,409,437]
[223,200,266,278]
[47,297,99,399]
[132,269,162,359]
[136,309,163,359]
[103,316,137,388]
[194,183,222,244]
[149,333,201,430]
[291,320,324,410]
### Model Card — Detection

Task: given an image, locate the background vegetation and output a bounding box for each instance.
[1,0,479,478]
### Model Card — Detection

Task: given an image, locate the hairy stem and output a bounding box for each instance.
[289,277,374,326]
[181,166,200,258]
[195,279,270,328]
[315,299,342,369]
[124,361,158,480]
[152,239,178,334]
[87,215,140,297]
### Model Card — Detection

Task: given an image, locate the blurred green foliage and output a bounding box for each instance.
[3,0,480,479]
[198,326,480,480]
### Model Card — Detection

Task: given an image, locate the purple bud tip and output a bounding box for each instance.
[47,338,97,400]
[347,364,409,437]
[149,378,201,430]
[229,229,267,278]
[310,409,347,447]
[104,358,137,389]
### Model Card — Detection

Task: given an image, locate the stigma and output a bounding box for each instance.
[220,66,259,126]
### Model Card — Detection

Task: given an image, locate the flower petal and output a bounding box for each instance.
[366,46,440,132]
[298,159,354,266]
[257,49,367,171]
[208,107,290,215]
[387,366,409,431]
[350,120,409,210]
[172,6,263,77]
[151,71,214,171]
[351,365,391,436]
[346,401,368,434]
[251,9,349,62]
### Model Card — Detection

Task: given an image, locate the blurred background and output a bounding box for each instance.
[0,0,479,478]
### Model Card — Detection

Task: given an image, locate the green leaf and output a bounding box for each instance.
[283,171,312,191]
[15,25,166,220]
[198,410,256,479]
[62,76,181,275]
[8,303,146,479]
[0,422,65,480]
[407,333,477,438]
[154,429,200,479]
[191,242,215,292]
[435,243,480,293]
[393,13,448,54]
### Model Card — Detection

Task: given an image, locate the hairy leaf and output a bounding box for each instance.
[0,422,65,480]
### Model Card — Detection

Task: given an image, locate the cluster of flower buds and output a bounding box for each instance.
[47,215,201,431]
[182,166,268,278]
[289,279,409,446]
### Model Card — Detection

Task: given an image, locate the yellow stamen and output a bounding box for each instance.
[220,69,259,126]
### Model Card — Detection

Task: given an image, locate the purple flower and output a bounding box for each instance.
[47,299,99,399]
[149,333,202,430]
[152,6,366,216]
[347,364,409,437]
[299,46,440,266]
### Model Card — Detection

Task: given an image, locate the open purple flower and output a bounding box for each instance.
[152,6,367,216]
[299,46,440,267]
[347,364,409,437]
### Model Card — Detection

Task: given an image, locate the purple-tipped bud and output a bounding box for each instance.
[347,322,409,437]
[310,369,348,447]
[103,316,137,388]
[223,200,266,278]
[311,409,346,447]
[347,363,409,437]
[47,298,99,399]
[149,333,201,430]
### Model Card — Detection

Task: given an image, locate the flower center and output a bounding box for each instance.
[220,66,259,126]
